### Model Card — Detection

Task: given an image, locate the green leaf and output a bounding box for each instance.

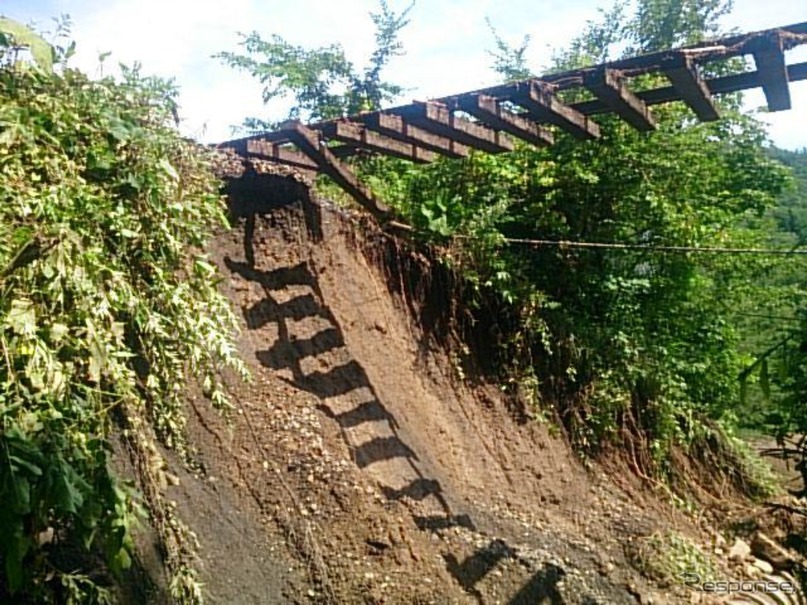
[107,117,132,142]
[50,322,69,342]
[0,18,54,72]
[10,475,31,514]
[109,545,132,575]
[5,299,36,337]
[27,366,45,391]
[8,454,42,477]
[159,158,179,181]
[759,358,770,401]
[4,523,28,592]
[54,458,88,514]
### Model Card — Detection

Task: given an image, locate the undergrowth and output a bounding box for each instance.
[0,28,246,603]
[627,530,718,587]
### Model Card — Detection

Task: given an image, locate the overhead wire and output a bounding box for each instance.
[498,236,807,256]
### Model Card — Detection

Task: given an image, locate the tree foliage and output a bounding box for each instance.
[0,25,244,603]
[0,17,55,71]
[217,0,413,129]
[627,0,732,52]
[731,148,807,488]
[358,0,789,468]
[485,17,533,83]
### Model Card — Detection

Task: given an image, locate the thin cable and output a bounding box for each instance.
[731,313,802,322]
[499,236,807,256]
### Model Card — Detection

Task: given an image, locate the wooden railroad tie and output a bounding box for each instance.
[219,21,807,219]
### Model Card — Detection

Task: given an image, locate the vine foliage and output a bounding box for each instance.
[0,20,245,603]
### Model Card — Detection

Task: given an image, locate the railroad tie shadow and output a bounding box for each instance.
[256,328,342,370]
[318,399,400,430]
[413,514,476,532]
[379,477,441,501]
[351,436,420,469]
[507,564,566,605]
[226,253,454,516]
[294,361,376,400]
[226,258,319,295]
[246,293,329,330]
[445,543,566,604]
[444,539,516,601]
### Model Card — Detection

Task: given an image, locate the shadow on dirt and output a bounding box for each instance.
[444,539,517,601]
[508,564,567,605]
[444,539,570,604]
[224,216,470,533]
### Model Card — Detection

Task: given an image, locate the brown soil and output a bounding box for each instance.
[132,165,789,604]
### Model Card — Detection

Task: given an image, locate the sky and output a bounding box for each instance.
[2,0,806,148]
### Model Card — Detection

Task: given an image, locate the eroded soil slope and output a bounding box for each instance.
[160,168,727,604]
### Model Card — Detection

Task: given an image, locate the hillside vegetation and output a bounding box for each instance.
[0,19,244,603]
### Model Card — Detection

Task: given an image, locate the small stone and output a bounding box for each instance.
[728,538,751,562]
[307,589,316,598]
[752,558,774,574]
[751,532,796,570]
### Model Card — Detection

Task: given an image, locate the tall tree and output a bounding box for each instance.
[217,0,413,130]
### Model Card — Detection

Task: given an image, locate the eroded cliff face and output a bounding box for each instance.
[144,164,759,604]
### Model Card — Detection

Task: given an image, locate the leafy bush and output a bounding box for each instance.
[627,530,717,586]
[0,27,244,603]
[353,0,790,470]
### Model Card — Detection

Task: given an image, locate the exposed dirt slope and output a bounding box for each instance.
[149,167,752,604]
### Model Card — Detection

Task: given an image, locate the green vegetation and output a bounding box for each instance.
[217,0,413,129]
[627,530,717,586]
[733,147,807,487]
[0,18,244,603]
[221,0,802,488]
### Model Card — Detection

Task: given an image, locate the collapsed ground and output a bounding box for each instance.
[130,161,807,604]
